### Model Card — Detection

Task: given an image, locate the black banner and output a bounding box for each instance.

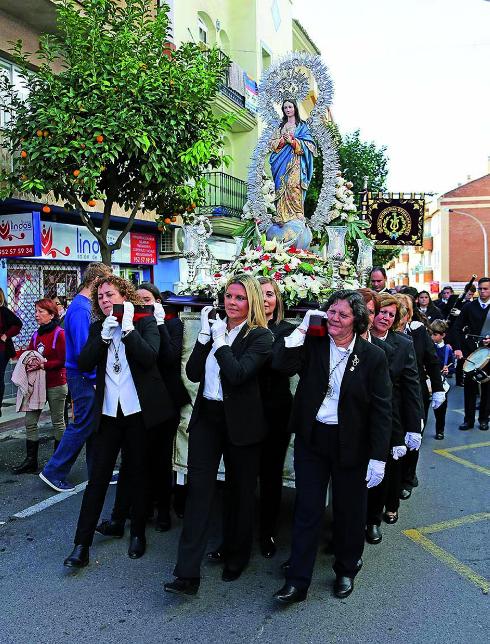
[366,194,425,246]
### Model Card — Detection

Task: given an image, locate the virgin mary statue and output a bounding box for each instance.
[269,99,317,224]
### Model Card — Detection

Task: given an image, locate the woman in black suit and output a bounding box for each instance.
[416,290,443,323]
[257,277,294,557]
[95,282,190,537]
[63,275,174,568]
[368,292,422,528]
[396,293,444,498]
[164,273,273,596]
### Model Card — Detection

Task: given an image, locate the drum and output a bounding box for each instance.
[463,347,490,384]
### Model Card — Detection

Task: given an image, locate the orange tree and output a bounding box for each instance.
[0,0,232,264]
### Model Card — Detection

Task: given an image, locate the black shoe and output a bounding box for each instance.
[206,548,224,563]
[222,567,243,582]
[64,545,89,568]
[479,422,489,431]
[435,433,444,440]
[399,488,411,500]
[12,440,39,475]
[128,535,146,559]
[459,422,474,431]
[383,511,398,524]
[334,575,354,598]
[260,535,276,559]
[95,519,125,538]
[155,512,171,532]
[280,558,291,573]
[365,524,382,544]
[273,584,307,604]
[164,577,199,596]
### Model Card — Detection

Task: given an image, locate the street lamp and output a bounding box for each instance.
[448,209,488,276]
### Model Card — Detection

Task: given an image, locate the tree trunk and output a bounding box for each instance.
[100,242,112,267]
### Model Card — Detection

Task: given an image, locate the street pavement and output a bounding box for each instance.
[0,384,488,644]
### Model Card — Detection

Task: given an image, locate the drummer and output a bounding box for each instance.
[452,277,490,432]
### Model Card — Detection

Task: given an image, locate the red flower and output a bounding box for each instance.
[274,272,282,281]
[288,246,298,254]
[244,266,252,271]
[284,264,292,272]
[214,272,222,278]
[262,254,271,260]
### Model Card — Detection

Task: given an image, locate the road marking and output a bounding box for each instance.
[12,481,87,519]
[404,513,490,594]
[434,441,490,476]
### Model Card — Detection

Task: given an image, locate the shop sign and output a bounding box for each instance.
[37,222,156,264]
[130,232,157,264]
[244,73,258,114]
[0,212,41,257]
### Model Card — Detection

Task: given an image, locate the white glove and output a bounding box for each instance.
[298,309,327,333]
[121,301,134,334]
[391,445,407,460]
[431,391,446,409]
[449,308,460,317]
[211,314,227,348]
[153,302,165,326]
[200,305,213,335]
[405,432,422,451]
[101,314,118,341]
[365,459,386,488]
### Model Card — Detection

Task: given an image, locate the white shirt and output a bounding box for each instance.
[102,326,141,417]
[284,329,356,424]
[316,336,356,424]
[201,320,247,401]
[478,298,489,309]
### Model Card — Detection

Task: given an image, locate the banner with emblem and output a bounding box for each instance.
[366,194,425,246]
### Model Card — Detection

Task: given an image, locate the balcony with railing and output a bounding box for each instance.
[199,171,247,220]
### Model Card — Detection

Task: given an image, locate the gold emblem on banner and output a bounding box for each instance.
[377,206,412,240]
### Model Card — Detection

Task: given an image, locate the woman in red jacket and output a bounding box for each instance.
[13,298,68,474]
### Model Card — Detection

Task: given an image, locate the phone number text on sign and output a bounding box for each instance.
[130,232,157,265]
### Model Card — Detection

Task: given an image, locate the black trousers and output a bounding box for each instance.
[402,392,430,491]
[464,376,489,425]
[174,400,261,579]
[259,404,292,538]
[111,414,180,523]
[74,410,147,546]
[433,398,448,433]
[367,454,401,524]
[287,423,367,591]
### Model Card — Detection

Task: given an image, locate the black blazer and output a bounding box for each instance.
[186,325,273,447]
[78,316,175,431]
[380,331,422,444]
[452,299,490,355]
[404,323,444,403]
[273,333,392,468]
[260,319,295,414]
[434,295,458,318]
[158,318,191,410]
[418,303,444,323]
[0,306,22,359]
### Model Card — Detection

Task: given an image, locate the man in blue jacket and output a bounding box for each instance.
[39,262,112,492]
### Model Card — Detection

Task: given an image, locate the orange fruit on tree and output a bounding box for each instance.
[43,130,49,137]
[36,130,43,137]
[96,135,104,143]
[87,199,96,207]
[171,216,177,222]
[20,150,27,158]
[73,169,80,177]
[164,217,171,224]
[80,143,86,149]
[42,205,51,214]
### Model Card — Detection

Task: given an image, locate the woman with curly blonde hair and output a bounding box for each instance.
[64,275,174,569]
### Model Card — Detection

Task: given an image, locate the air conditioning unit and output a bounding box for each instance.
[159,227,185,256]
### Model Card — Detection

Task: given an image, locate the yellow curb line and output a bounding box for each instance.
[434,441,490,476]
[403,512,490,594]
